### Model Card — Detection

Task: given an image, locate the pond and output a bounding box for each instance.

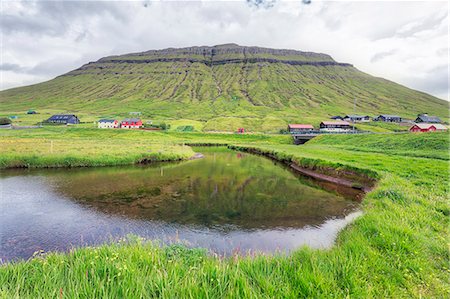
[0,147,363,262]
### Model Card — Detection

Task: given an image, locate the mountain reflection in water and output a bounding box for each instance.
[0,147,363,262]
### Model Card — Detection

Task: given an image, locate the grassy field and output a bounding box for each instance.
[0,129,448,297]
[0,108,423,134]
[307,132,450,160]
[0,127,290,168]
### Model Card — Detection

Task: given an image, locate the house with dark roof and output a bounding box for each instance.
[288,124,314,134]
[121,118,143,129]
[330,116,344,120]
[47,114,80,124]
[343,115,370,122]
[320,121,352,132]
[415,114,441,123]
[373,114,402,122]
[98,119,119,129]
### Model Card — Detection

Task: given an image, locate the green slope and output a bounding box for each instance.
[1,44,447,131]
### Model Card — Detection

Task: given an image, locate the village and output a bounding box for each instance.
[287,113,447,133]
[34,112,447,134]
[1,111,447,143]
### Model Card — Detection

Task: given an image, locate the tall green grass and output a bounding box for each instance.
[0,129,449,297]
[0,127,290,169]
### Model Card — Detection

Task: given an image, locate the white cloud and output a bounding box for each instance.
[1,0,448,100]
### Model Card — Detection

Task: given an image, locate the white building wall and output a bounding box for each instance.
[320,127,352,132]
[98,122,117,129]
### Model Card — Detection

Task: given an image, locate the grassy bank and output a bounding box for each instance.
[307,132,450,160]
[0,130,449,297]
[0,132,195,169]
[0,127,289,168]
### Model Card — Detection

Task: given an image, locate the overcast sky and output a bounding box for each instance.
[1,0,448,100]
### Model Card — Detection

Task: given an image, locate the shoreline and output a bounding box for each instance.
[228,145,377,193]
[1,142,375,194]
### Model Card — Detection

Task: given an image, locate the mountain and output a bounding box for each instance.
[1,43,447,132]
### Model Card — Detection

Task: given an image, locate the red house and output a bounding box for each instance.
[121,118,143,129]
[409,123,447,133]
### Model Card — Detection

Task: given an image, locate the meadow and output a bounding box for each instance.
[0,129,448,298]
[0,108,419,134]
[0,127,290,168]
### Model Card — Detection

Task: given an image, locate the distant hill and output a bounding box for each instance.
[1,43,447,132]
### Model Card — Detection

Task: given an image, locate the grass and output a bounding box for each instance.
[0,129,449,297]
[0,130,194,168]
[0,127,290,168]
[307,132,450,160]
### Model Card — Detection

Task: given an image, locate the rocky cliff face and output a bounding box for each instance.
[103,43,335,61]
[69,44,351,75]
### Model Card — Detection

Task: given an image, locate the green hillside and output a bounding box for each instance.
[1,44,447,132]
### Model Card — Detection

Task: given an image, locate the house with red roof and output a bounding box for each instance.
[409,123,447,133]
[121,118,143,129]
[288,124,314,134]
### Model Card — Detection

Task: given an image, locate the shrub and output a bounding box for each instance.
[0,117,12,125]
[159,123,171,130]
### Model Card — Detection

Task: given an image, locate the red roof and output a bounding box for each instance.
[288,124,314,129]
[320,121,351,126]
[411,123,447,130]
[413,123,447,130]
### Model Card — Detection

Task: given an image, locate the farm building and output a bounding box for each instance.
[415,114,441,123]
[330,116,344,120]
[343,115,370,122]
[121,118,143,129]
[288,124,314,134]
[373,114,402,122]
[320,121,352,132]
[47,114,80,124]
[409,123,447,133]
[27,110,37,114]
[98,119,119,129]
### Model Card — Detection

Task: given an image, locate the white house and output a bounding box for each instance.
[98,119,119,129]
[343,115,370,122]
[319,121,352,132]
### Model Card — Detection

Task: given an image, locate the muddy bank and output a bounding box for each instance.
[189,153,205,160]
[185,143,229,147]
[228,145,376,193]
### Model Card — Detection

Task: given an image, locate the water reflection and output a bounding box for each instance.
[0,147,362,262]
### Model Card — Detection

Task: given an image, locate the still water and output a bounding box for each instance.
[0,147,362,262]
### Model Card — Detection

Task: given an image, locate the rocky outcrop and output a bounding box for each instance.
[64,44,352,76]
[91,57,352,67]
[102,43,335,61]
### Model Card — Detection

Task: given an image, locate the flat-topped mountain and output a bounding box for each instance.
[1,44,447,131]
[91,43,348,67]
